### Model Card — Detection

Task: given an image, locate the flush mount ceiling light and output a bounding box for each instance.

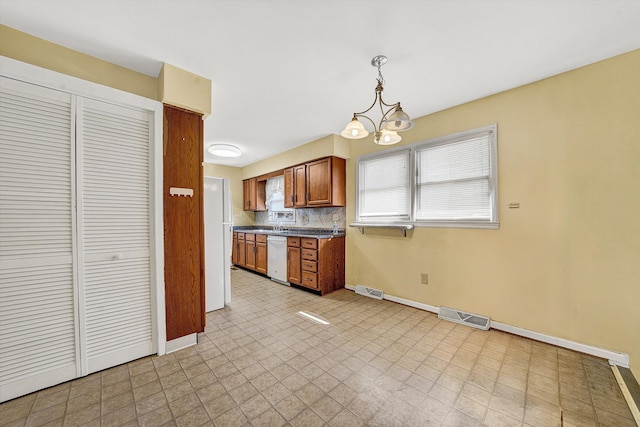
[207,144,241,157]
[341,55,414,145]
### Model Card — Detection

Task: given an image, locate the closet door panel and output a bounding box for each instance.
[77,98,154,373]
[0,77,77,402]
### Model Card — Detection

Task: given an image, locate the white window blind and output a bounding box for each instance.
[358,149,411,220]
[354,125,498,229]
[416,134,493,221]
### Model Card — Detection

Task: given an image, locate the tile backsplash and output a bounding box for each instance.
[255,207,346,229]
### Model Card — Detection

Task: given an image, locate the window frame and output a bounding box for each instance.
[354,124,499,230]
[356,146,413,222]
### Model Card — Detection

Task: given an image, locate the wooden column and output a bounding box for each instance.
[163,105,205,341]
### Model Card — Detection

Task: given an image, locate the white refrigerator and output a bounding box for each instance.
[204,176,232,311]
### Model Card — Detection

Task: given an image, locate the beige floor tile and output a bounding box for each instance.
[273,394,307,421]
[239,392,271,419]
[100,404,136,427]
[168,391,201,418]
[213,406,248,427]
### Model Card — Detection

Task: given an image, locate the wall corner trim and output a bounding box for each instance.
[165,333,198,354]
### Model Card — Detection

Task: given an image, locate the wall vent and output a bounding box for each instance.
[355,285,383,300]
[438,306,491,330]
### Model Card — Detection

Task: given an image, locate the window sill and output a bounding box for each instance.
[349,223,415,237]
[350,221,500,234]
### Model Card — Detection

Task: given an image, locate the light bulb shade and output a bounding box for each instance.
[374,130,402,145]
[383,107,414,132]
[340,118,369,139]
[207,144,242,157]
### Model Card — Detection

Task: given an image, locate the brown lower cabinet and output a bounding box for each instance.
[233,232,267,275]
[255,235,268,274]
[287,238,302,284]
[233,231,345,295]
[288,236,345,295]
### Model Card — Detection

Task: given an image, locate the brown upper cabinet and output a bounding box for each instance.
[283,168,294,208]
[292,164,307,207]
[243,177,266,211]
[284,156,346,208]
[246,156,345,210]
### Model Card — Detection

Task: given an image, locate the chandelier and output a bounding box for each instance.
[340,55,414,145]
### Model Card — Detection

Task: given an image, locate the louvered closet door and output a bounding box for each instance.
[0,77,78,402]
[77,98,154,374]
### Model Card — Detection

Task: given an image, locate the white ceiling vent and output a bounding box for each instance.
[355,285,383,300]
[438,306,491,330]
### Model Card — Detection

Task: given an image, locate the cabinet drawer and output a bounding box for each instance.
[237,232,245,240]
[301,238,318,249]
[287,237,301,247]
[301,260,317,273]
[301,249,317,261]
[301,272,318,288]
[245,233,255,241]
[255,234,267,243]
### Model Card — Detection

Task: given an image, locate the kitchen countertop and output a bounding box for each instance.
[233,226,345,239]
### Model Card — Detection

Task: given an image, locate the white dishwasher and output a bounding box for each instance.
[267,235,289,285]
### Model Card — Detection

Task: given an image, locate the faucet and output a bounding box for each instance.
[274,220,283,232]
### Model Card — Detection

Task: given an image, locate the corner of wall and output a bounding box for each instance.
[159,63,211,117]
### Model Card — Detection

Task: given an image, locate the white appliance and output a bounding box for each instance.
[204,176,233,311]
[267,235,289,285]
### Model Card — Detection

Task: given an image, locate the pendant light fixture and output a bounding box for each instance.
[340,55,413,145]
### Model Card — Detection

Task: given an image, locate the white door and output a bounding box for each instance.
[0,77,78,402]
[77,98,155,374]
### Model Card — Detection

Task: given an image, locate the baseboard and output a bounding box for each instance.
[344,284,630,367]
[491,321,629,367]
[165,333,197,354]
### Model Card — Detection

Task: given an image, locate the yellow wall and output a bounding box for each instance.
[203,164,254,226]
[159,63,212,117]
[345,49,640,378]
[0,25,157,99]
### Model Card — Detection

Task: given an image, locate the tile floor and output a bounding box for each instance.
[0,269,635,427]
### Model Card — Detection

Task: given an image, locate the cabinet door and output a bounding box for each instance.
[306,157,332,206]
[248,178,257,210]
[283,168,294,208]
[79,98,155,372]
[287,246,301,284]
[231,235,238,265]
[255,242,267,274]
[245,240,256,270]
[0,77,77,402]
[238,239,246,266]
[293,165,307,207]
[243,180,251,211]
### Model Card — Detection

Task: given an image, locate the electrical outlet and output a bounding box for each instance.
[332,213,340,221]
[421,273,428,285]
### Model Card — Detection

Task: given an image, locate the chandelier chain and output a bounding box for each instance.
[377,63,385,85]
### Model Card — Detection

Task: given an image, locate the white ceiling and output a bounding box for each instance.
[1,0,639,167]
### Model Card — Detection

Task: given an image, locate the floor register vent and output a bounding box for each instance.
[438,306,491,330]
[355,285,384,300]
